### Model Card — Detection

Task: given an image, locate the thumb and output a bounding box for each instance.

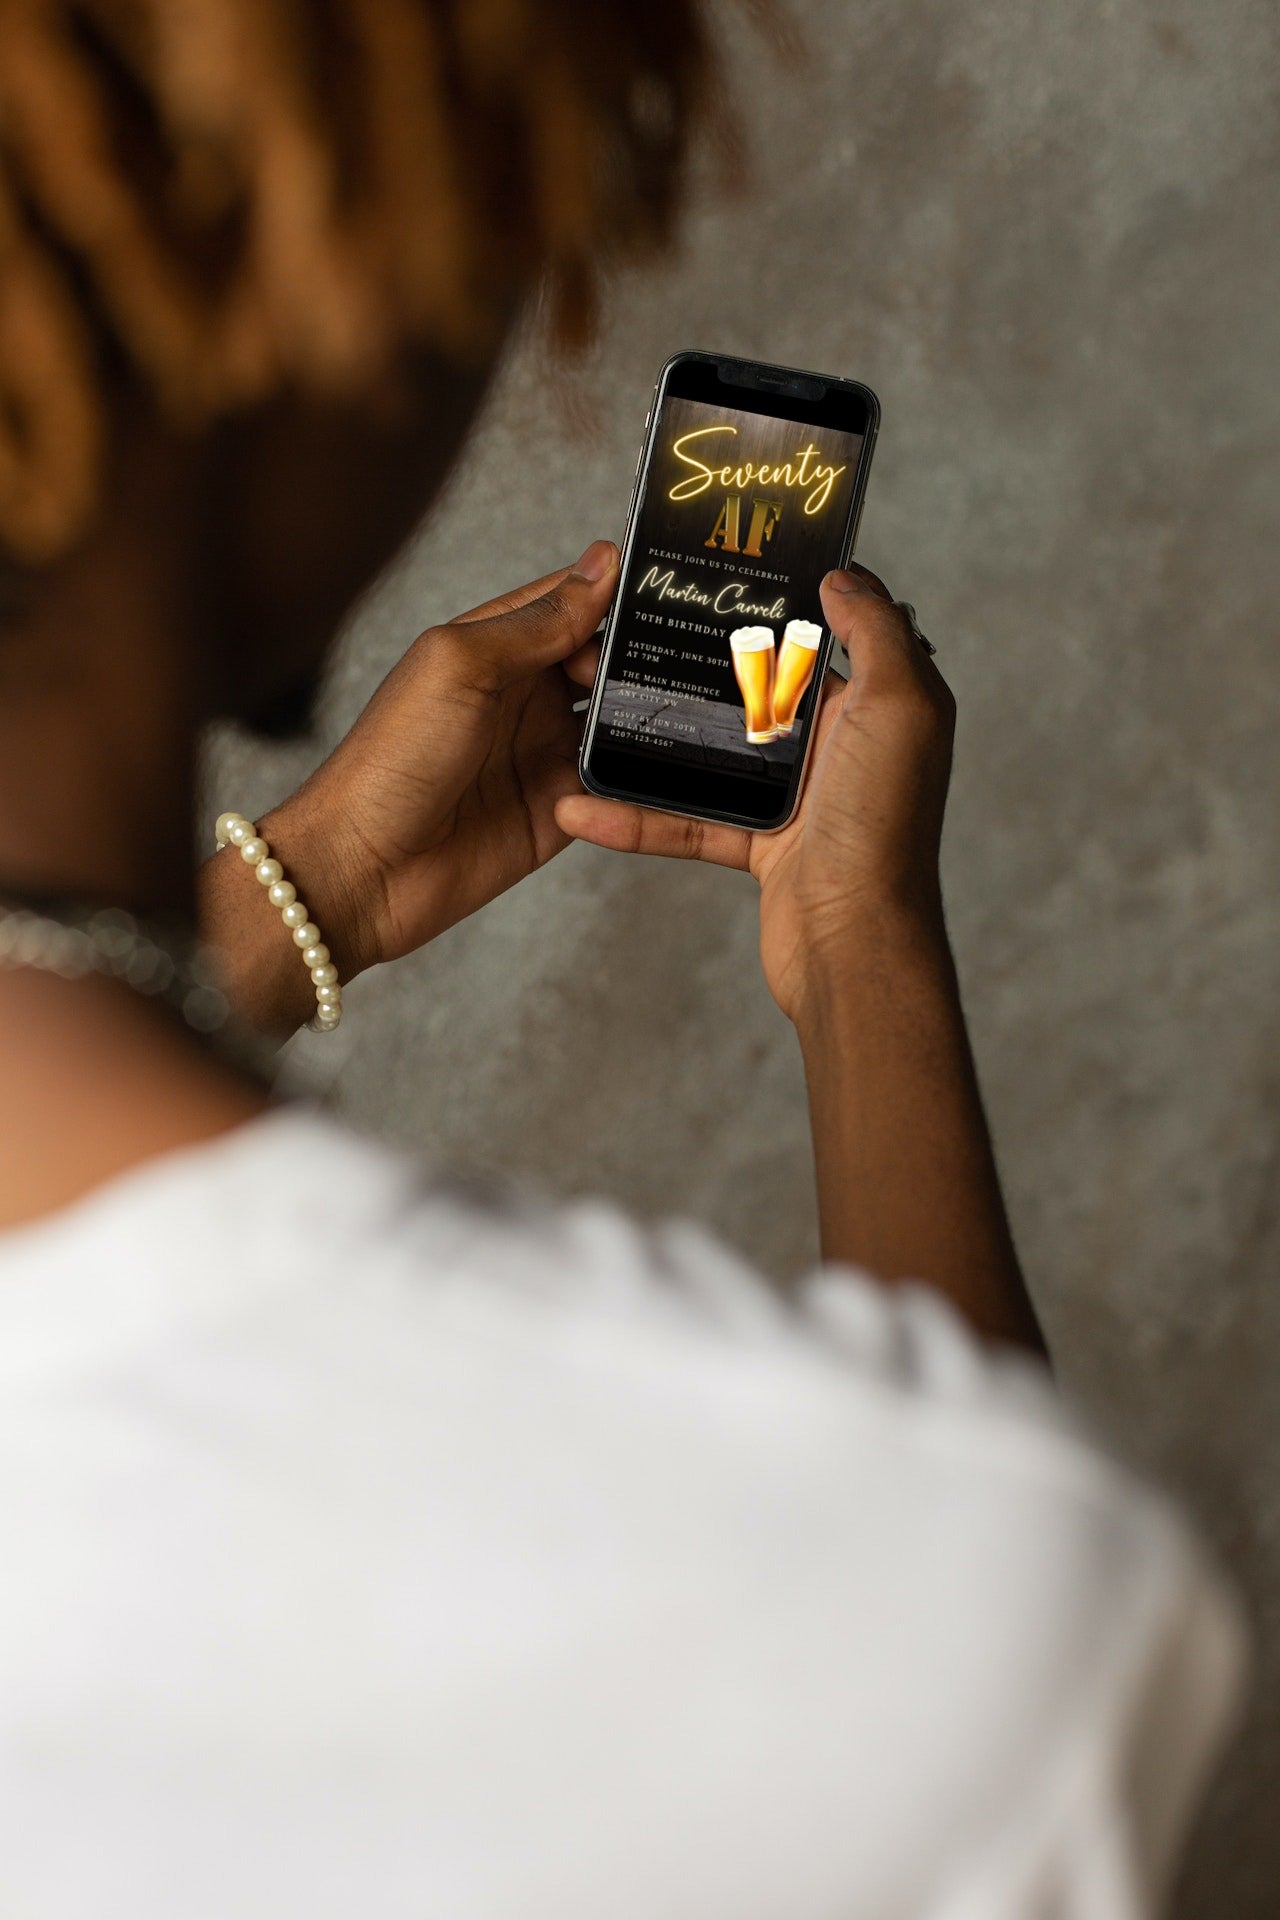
[819,565,920,697]
[456,540,619,689]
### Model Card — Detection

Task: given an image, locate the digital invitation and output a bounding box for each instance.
[597,395,865,784]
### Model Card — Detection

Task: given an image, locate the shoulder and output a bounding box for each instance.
[0,1104,1217,1534]
[0,1106,1246,1916]
[22,1101,1202,1500]
[138,1108,1225,1595]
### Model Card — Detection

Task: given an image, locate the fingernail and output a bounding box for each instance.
[571,539,617,583]
[824,568,859,593]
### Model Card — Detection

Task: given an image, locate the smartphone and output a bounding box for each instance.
[579,351,879,831]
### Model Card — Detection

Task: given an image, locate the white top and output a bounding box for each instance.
[0,1108,1244,1920]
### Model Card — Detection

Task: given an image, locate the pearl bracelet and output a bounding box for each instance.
[214,813,343,1032]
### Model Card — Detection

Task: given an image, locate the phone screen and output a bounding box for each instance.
[582,354,876,828]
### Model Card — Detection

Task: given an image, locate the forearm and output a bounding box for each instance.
[795,906,1045,1355]
[198,796,371,1038]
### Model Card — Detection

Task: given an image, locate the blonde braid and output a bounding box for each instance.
[0,165,100,559]
[347,0,476,350]
[0,0,219,409]
[0,0,715,565]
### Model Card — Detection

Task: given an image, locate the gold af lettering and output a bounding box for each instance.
[704,495,783,556]
[704,495,741,552]
[745,497,782,557]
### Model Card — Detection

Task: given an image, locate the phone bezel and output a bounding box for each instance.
[579,350,879,831]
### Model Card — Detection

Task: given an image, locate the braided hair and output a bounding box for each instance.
[0,0,713,563]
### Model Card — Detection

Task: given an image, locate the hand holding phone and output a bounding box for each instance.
[211,545,619,1030]
[563,563,955,1025]
[567,515,1041,1350]
[579,351,879,831]
[567,363,1035,1345]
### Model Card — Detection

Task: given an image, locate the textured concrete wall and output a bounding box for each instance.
[206,2,1280,1910]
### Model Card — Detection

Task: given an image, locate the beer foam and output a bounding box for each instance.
[729,625,776,652]
[782,619,823,650]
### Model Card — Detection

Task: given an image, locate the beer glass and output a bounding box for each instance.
[729,627,777,742]
[772,619,823,735]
